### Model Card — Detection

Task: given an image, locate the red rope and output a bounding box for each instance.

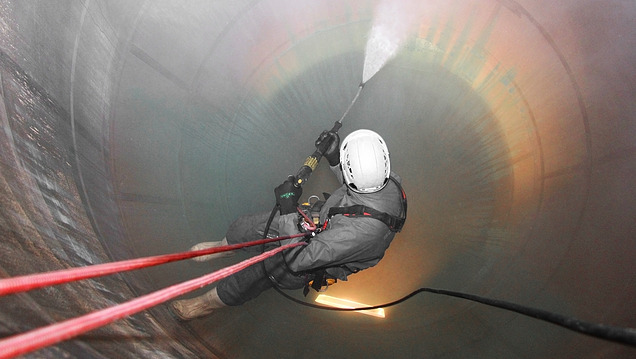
[0,233,308,296]
[0,242,306,359]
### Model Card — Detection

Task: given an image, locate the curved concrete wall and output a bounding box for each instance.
[0,0,634,358]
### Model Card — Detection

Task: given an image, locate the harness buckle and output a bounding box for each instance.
[303,270,338,296]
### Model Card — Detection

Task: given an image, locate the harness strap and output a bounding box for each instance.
[327,176,407,232]
[328,205,405,232]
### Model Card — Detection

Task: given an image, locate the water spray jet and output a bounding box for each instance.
[338,0,420,126]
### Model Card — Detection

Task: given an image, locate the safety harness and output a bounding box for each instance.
[303,176,407,295]
[326,176,408,233]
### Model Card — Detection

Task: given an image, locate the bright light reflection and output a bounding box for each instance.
[315,294,385,318]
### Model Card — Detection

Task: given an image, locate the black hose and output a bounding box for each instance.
[274,285,636,348]
[263,201,635,347]
[419,287,636,347]
[259,205,280,283]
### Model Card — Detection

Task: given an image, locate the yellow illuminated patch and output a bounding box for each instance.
[315,294,385,318]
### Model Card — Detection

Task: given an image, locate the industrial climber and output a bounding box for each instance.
[170,129,407,320]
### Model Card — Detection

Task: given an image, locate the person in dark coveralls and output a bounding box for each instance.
[170,129,407,320]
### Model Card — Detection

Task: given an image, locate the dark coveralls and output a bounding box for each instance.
[215,166,405,306]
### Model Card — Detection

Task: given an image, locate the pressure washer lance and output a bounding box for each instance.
[294,82,365,188]
[337,82,365,124]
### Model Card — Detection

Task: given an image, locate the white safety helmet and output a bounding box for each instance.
[339,129,391,193]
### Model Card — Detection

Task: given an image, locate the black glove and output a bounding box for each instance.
[315,130,340,166]
[274,176,302,215]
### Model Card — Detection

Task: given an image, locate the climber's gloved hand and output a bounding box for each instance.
[275,176,302,215]
[315,130,340,166]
